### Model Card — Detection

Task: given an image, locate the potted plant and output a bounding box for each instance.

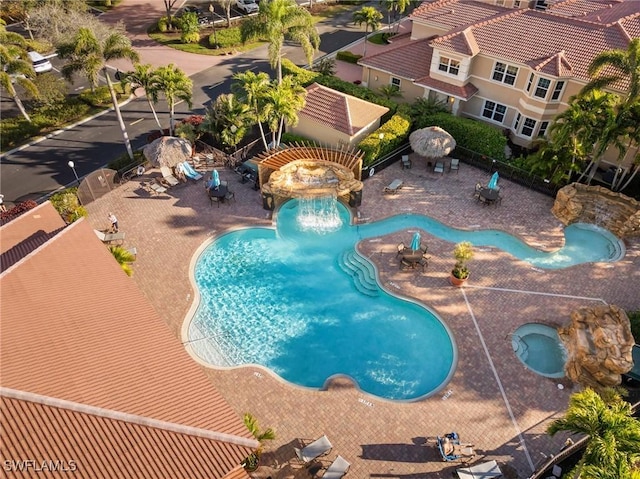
[241,413,276,472]
[450,241,473,286]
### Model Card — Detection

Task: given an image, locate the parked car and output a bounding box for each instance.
[27,51,52,74]
[179,5,210,24]
[236,0,259,14]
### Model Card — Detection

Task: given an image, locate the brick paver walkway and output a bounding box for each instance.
[84,157,640,479]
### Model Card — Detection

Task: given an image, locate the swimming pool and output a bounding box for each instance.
[185,199,622,401]
[512,323,567,378]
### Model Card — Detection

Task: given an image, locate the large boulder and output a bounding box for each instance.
[558,305,634,388]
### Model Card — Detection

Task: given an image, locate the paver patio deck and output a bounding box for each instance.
[84,156,640,479]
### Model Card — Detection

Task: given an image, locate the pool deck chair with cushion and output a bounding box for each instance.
[294,435,333,465]
[384,179,403,194]
[401,155,412,169]
[322,455,350,478]
[433,161,445,174]
[180,161,203,181]
[160,166,180,187]
[94,229,126,245]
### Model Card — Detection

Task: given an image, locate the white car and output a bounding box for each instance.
[28,51,52,74]
[236,0,259,14]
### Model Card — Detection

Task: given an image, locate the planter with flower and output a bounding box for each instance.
[450,241,473,286]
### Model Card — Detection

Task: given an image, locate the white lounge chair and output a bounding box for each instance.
[433,161,445,174]
[294,435,332,464]
[449,158,460,173]
[160,166,180,187]
[94,229,125,245]
[322,455,350,478]
[383,179,403,194]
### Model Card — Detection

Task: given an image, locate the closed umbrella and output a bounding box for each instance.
[410,232,421,251]
[212,169,220,188]
[488,172,499,190]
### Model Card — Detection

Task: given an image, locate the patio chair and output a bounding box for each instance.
[321,455,350,479]
[384,179,403,194]
[401,155,412,169]
[160,166,180,187]
[179,162,203,181]
[396,243,407,257]
[142,180,167,196]
[433,161,445,174]
[473,183,484,201]
[449,158,460,174]
[94,229,126,245]
[294,435,333,465]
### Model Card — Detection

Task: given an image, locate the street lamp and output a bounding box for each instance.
[209,3,218,49]
[68,160,80,185]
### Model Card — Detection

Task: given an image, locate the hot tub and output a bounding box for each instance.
[512,323,566,378]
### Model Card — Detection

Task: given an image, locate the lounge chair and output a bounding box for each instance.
[401,155,411,169]
[449,158,460,173]
[433,161,445,174]
[180,162,203,181]
[160,166,180,187]
[384,179,403,194]
[436,432,474,462]
[322,455,350,479]
[294,435,333,465]
[142,180,167,196]
[94,229,126,245]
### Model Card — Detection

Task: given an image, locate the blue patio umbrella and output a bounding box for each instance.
[212,169,220,188]
[410,232,421,251]
[488,171,499,190]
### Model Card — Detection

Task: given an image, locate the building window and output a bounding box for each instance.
[391,77,401,88]
[514,0,521,6]
[534,77,551,99]
[514,113,521,131]
[551,80,565,101]
[522,117,537,137]
[538,121,549,137]
[482,100,507,123]
[438,57,460,75]
[492,62,518,85]
[526,73,534,92]
[496,0,505,5]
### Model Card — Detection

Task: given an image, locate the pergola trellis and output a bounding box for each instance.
[254,144,365,211]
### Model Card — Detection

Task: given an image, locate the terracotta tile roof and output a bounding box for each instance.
[1,390,252,479]
[1,211,257,476]
[431,8,633,82]
[547,0,640,26]
[0,202,66,272]
[530,50,574,77]
[360,40,479,100]
[300,83,389,136]
[410,0,509,29]
[358,37,435,80]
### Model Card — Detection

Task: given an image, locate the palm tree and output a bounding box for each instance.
[547,388,640,479]
[120,64,164,134]
[109,245,136,277]
[232,70,271,150]
[57,28,139,91]
[353,6,383,58]
[0,25,38,122]
[202,93,251,151]
[582,38,640,105]
[379,84,402,100]
[240,0,319,84]
[380,0,410,31]
[153,64,193,136]
[261,76,306,147]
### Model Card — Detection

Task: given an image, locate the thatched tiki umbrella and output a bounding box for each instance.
[143,136,193,168]
[409,127,456,160]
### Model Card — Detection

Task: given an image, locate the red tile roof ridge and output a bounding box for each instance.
[615,19,634,41]
[360,36,434,63]
[531,50,575,76]
[2,387,260,449]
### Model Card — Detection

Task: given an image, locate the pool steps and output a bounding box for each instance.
[338,250,380,297]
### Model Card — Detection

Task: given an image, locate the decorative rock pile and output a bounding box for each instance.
[558,305,635,388]
[552,183,640,238]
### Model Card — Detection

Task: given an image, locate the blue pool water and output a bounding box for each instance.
[187,200,622,401]
[512,323,567,378]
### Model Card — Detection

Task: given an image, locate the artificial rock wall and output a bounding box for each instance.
[558,305,634,388]
[552,183,640,238]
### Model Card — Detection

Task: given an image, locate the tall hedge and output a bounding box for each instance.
[416,112,507,161]
[358,104,412,167]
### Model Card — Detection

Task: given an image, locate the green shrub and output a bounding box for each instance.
[357,104,412,167]
[280,132,319,146]
[157,16,170,32]
[181,31,201,44]
[282,58,320,85]
[416,112,507,161]
[49,188,87,224]
[26,39,54,55]
[107,150,146,172]
[210,27,242,48]
[629,311,640,343]
[78,83,128,107]
[336,50,362,64]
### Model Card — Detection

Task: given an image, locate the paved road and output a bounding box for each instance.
[0,0,394,206]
